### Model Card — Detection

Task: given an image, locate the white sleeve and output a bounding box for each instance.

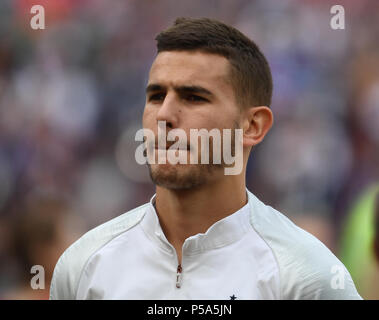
[247,190,362,300]
[50,205,147,299]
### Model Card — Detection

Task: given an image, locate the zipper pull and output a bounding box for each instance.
[176,264,182,288]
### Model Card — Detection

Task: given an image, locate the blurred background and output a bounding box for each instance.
[0,0,378,299]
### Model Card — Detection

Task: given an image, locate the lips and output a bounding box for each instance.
[154,145,190,151]
[154,142,190,151]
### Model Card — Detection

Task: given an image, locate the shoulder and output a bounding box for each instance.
[247,190,362,300]
[49,202,149,300]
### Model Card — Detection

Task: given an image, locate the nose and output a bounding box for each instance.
[156,92,180,129]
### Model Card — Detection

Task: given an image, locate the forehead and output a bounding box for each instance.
[148,51,232,91]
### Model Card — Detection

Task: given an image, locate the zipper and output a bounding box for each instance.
[176,264,183,288]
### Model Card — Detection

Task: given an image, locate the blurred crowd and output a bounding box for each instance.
[0,0,378,299]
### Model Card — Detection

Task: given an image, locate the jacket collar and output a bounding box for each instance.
[140,189,252,255]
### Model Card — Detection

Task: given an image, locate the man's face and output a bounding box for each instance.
[142,50,242,190]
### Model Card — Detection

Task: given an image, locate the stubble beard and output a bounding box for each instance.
[147,161,221,190]
[146,124,239,190]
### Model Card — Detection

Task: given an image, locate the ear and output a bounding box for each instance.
[242,106,273,148]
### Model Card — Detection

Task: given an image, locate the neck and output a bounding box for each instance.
[154,174,247,261]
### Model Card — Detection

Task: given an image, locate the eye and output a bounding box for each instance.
[185,95,208,102]
[148,93,165,102]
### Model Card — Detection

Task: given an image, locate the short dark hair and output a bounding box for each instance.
[155,17,273,108]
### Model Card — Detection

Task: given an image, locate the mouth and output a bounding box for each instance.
[154,143,191,151]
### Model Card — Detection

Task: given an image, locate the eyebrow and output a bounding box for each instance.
[145,84,214,97]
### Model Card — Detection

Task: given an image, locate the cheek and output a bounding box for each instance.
[197,103,239,129]
[142,108,155,128]
[198,114,234,131]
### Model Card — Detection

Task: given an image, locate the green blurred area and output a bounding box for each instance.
[340,184,379,299]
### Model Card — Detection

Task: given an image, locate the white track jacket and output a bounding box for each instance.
[50,189,362,300]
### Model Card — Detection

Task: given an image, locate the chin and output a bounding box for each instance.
[147,163,209,190]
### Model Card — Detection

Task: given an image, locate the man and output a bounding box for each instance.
[50,17,362,299]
